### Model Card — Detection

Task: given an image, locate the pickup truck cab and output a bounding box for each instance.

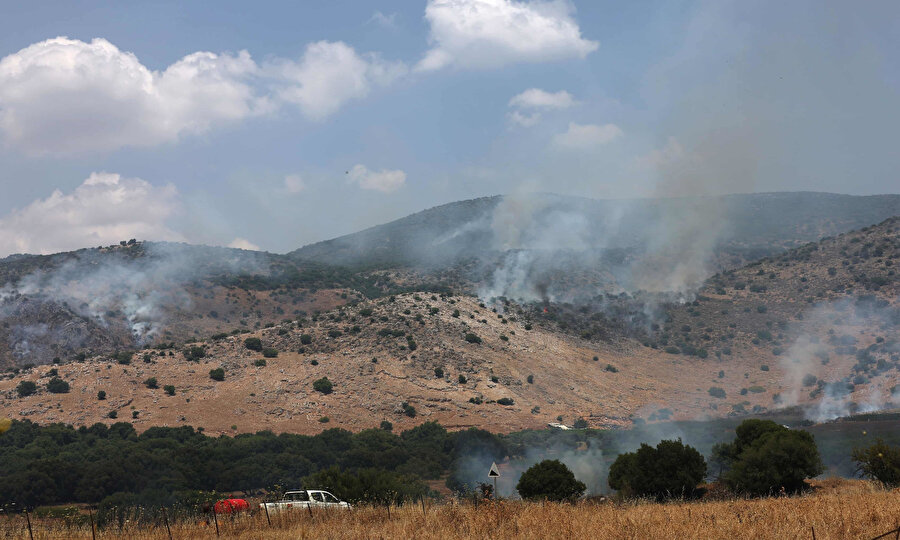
[259,490,351,513]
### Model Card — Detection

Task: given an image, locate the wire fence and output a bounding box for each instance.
[0,499,437,540]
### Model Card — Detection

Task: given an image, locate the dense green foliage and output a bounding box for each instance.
[608,439,707,500]
[719,420,824,495]
[852,439,900,487]
[0,420,456,509]
[516,460,586,501]
[313,377,333,394]
[16,380,36,397]
[244,337,263,351]
[46,377,70,394]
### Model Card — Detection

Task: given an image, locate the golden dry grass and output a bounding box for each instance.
[4,481,900,540]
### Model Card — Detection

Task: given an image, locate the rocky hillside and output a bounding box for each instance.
[1,217,897,435]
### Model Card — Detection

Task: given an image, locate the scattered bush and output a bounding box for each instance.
[380,420,393,431]
[434,367,444,378]
[401,402,416,417]
[163,385,176,396]
[144,377,158,389]
[464,333,482,344]
[802,374,817,387]
[244,337,263,351]
[852,439,900,487]
[184,346,206,361]
[262,348,278,358]
[300,334,313,345]
[517,460,586,501]
[527,374,534,384]
[209,368,225,381]
[605,364,619,373]
[327,330,343,338]
[16,381,37,397]
[46,377,70,394]
[497,397,515,406]
[573,418,588,429]
[313,377,333,394]
[458,374,468,384]
[108,410,118,419]
[254,358,267,367]
[608,439,707,500]
[97,390,107,400]
[708,387,726,399]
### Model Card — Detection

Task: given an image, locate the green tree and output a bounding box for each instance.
[851,439,900,487]
[608,439,707,500]
[244,337,263,351]
[516,460,585,501]
[16,380,37,397]
[721,419,823,495]
[46,377,70,394]
[262,348,279,358]
[209,368,225,381]
[313,377,333,394]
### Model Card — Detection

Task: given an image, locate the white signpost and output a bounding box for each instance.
[488,462,500,497]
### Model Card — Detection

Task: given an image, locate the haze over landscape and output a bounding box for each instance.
[1,1,899,537]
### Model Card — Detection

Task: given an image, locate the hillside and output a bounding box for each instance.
[290,192,900,269]
[2,192,898,371]
[1,216,898,434]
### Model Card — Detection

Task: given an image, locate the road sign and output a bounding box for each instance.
[488,462,501,477]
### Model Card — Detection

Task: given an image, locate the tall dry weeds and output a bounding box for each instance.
[2,480,898,540]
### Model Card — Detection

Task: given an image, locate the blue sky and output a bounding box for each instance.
[0,0,897,255]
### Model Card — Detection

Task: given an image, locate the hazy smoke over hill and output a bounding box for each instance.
[0,243,266,360]
[778,297,900,422]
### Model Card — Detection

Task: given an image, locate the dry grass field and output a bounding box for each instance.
[5,480,900,540]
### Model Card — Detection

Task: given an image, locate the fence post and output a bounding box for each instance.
[263,503,271,527]
[89,507,97,540]
[213,508,220,537]
[421,496,426,517]
[162,507,173,540]
[24,510,34,540]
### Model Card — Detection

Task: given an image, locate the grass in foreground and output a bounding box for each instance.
[3,480,899,539]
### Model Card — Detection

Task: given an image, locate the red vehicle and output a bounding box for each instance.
[214,499,250,514]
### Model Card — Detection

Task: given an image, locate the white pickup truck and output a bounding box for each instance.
[259,490,351,513]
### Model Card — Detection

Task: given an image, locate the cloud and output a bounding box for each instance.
[507,110,541,127]
[272,41,407,120]
[368,11,399,29]
[0,172,182,257]
[347,164,407,193]
[507,88,575,127]
[227,238,260,251]
[509,88,576,109]
[284,174,306,194]
[418,0,598,71]
[0,37,265,155]
[552,122,623,149]
[0,37,406,154]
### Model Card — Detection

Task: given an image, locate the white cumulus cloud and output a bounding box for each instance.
[507,88,575,126]
[347,164,407,193]
[0,37,265,155]
[418,0,598,71]
[0,172,182,257]
[272,41,407,120]
[552,122,623,149]
[509,88,576,109]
